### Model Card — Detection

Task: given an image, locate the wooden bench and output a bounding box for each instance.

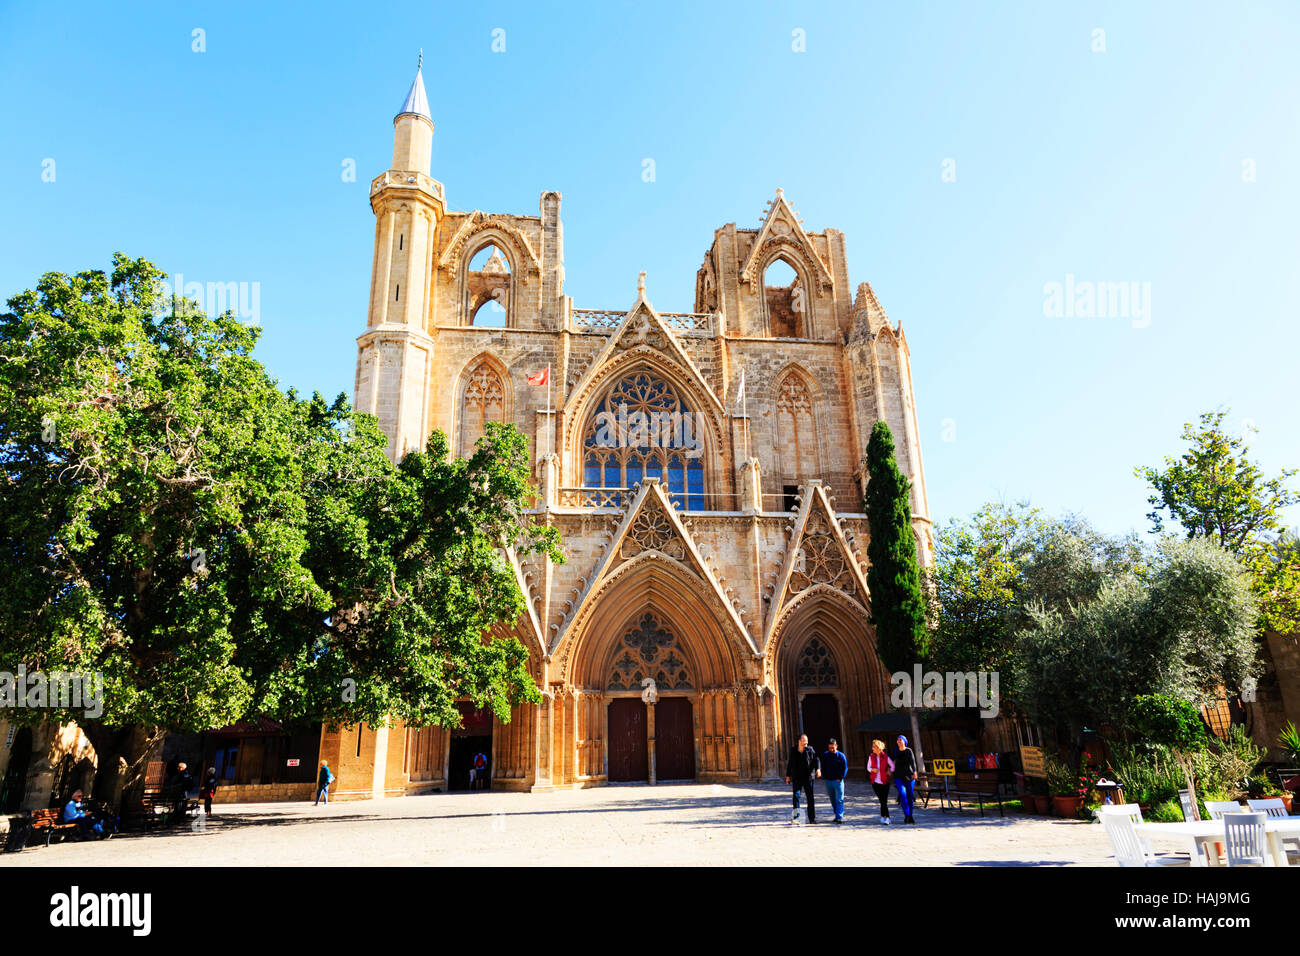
[124,793,166,831]
[918,773,1006,818]
[31,808,79,846]
[138,790,201,829]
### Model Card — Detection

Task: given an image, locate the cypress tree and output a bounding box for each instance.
[864,420,930,671]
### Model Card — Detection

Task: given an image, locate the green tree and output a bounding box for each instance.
[1130,694,1209,808]
[0,255,560,802]
[926,503,1146,704]
[1013,537,1258,739]
[864,421,928,762]
[1137,410,1298,632]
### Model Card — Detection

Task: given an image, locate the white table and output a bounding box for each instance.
[1135,818,1300,867]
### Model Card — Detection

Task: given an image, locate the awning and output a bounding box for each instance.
[854,712,912,734]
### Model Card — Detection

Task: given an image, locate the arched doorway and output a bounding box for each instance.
[770,590,890,775]
[0,727,32,812]
[605,611,697,784]
[796,636,843,754]
[448,703,493,791]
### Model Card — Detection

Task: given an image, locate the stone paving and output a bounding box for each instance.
[2,782,1116,867]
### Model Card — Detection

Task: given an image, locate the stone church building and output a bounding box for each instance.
[324,62,934,797]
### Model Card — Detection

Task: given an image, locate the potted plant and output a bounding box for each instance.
[1025,776,1051,814]
[1248,773,1292,813]
[1045,755,1084,817]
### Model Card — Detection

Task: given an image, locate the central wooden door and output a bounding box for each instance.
[654,697,695,781]
[801,693,842,756]
[607,698,648,782]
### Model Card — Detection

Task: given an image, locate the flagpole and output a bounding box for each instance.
[743,386,750,461]
[546,365,552,459]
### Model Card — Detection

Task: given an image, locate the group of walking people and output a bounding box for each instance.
[785,733,919,825]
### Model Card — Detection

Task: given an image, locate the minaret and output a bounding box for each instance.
[355,53,445,460]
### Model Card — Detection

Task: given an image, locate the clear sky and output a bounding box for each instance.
[2,1,1296,537]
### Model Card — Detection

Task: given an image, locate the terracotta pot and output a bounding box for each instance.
[1032,794,1052,814]
[1052,795,1084,817]
[1280,793,1293,814]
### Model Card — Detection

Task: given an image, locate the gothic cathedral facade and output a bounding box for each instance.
[336,64,933,793]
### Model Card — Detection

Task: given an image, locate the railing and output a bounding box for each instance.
[572,309,714,335]
[555,487,713,511]
[557,487,629,509]
[659,312,714,333]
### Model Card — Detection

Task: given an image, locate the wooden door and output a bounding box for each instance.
[607,698,648,782]
[654,697,695,781]
[801,693,842,757]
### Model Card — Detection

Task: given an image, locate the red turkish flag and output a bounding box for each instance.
[527,366,550,386]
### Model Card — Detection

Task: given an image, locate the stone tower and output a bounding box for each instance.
[355,57,446,460]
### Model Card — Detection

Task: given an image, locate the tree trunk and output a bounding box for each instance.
[79,722,166,810]
[909,708,926,780]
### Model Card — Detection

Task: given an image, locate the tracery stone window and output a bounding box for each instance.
[607,612,692,691]
[775,372,818,480]
[790,513,854,594]
[583,372,705,510]
[459,358,505,456]
[796,636,838,689]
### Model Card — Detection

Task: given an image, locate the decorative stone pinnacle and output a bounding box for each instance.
[637,271,646,294]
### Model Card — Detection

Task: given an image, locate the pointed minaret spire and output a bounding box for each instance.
[397,53,431,121]
[391,53,434,173]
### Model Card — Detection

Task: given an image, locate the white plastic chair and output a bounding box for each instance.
[1204,800,1244,820]
[1246,798,1288,817]
[1101,811,1189,867]
[1247,799,1300,861]
[1096,804,1152,854]
[1223,812,1268,866]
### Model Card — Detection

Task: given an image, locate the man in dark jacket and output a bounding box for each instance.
[821,738,849,823]
[167,762,194,822]
[785,733,821,824]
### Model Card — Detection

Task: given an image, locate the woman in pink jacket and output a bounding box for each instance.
[866,739,895,825]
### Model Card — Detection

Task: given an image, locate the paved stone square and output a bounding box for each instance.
[3,782,1116,866]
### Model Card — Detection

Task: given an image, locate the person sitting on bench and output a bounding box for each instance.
[63,789,94,839]
[166,762,195,820]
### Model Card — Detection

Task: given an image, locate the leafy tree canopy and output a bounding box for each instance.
[1013,537,1257,737]
[1137,410,1298,632]
[925,502,1146,681]
[0,255,560,755]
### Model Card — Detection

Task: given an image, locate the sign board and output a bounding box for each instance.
[1020,745,1045,779]
[932,758,956,776]
[286,759,300,767]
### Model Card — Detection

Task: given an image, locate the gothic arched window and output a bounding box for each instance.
[465,243,511,327]
[582,372,705,510]
[459,358,505,456]
[763,256,805,337]
[796,636,838,689]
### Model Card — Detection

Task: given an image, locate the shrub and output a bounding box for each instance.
[1106,743,1184,806]
[1147,798,1186,823]
[1193,726,1263,798]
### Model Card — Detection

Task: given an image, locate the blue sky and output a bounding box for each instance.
[2,1,1297,537]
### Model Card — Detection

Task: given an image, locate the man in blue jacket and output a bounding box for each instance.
[821,739,849,824]
[63,789,94,839]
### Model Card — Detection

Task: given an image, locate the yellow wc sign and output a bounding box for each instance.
[933,759,956,776]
